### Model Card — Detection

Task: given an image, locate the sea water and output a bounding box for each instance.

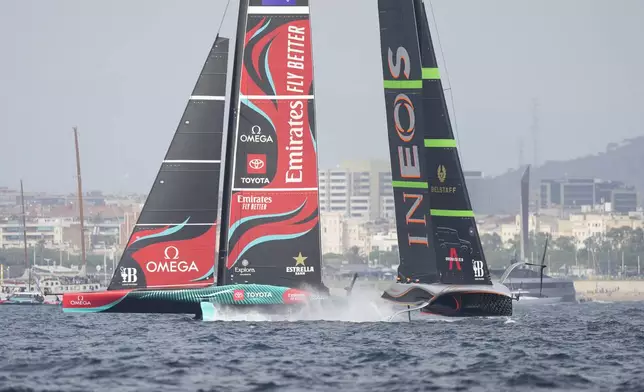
[1,292,643,391]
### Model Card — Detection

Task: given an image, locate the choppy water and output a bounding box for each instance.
[1,295,643,392]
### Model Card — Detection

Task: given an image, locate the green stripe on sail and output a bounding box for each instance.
[384,80,423,89]
[424,139,457,148]
[392,181,428,189]
[431,209,475,217]
[422,68,440,79]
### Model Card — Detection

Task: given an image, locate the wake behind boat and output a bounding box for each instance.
[375,0,512,319]
[63,0,344,319]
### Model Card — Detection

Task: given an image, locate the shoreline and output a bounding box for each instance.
[574,280,644,302]
[329,279,644,303]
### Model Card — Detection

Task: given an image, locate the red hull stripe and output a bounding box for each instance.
[62,290,131,312]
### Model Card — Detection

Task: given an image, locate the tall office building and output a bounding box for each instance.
[319,160,393,220]
[540,178,638,213]
[319,161,487,220]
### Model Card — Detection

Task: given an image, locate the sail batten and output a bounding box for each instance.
[422,68,440,79]
[383,80,423,89]
[391,181,428,189]
[424,138,456,148]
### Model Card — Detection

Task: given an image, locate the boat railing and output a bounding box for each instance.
[499,262,528,284]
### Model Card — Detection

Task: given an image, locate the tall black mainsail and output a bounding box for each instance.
[108,37,230,291]
[377,0,438,284]
[417,0,492,286]
[377,0,512,317]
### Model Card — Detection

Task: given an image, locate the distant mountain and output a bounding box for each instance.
[470,136,644,214]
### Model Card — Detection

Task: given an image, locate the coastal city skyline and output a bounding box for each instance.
[2,2,644,389]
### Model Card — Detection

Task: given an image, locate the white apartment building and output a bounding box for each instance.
[0,218,69,248]
[320,212,371,255]
[489,212,644,249]
[380,195,395,220]
[370,231,398,252]
[318,160,393,220]
[320,212,344,254]
[319,169,350,215]
[0,218,124,250]
[318,162,484,221]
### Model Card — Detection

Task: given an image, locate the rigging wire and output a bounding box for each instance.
[427,0,463,155]
[215,0,233,39]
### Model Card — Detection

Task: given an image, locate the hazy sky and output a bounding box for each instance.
[1,0,643,193]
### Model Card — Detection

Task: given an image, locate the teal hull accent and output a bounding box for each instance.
[62,284,337,315]
[129,284,301,305]
[200,302,217,321]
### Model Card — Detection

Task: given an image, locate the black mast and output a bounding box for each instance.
[217,0,249,286]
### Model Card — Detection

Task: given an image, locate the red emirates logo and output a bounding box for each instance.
[233,289,245,301]
[247,154,266,174]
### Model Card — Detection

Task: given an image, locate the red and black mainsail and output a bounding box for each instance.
[107,37,231,291]
[218,0,327,292]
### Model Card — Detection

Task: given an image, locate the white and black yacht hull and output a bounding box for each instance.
[382,282,513,317]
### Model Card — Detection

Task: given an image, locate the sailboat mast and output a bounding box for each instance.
[520,165,530,262]
[20,180,31,291]
[216,0,248,286]
[73,127,87,276]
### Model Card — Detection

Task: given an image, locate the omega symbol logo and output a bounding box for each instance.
[164,246,180,260]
